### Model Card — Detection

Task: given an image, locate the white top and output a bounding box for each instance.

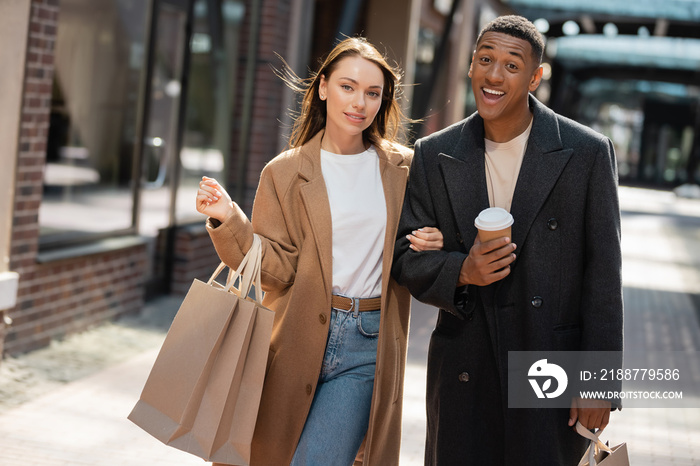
[321,146,386,298]
[484,119,533,211]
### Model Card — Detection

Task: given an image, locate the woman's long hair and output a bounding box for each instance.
[278,37,408,148]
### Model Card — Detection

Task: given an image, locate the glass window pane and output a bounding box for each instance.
[175,0,245,225]
[40,0,150,243]
[139,4,187,237]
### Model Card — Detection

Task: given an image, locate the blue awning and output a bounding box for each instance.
[502,0,700,22]
[547,35,700,71]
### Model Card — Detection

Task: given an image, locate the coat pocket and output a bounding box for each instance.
[393,337,402,404]
[434,308,465,337]
[553,324,581,351]
[266,347,276,373]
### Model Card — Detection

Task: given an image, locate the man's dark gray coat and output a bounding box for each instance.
[392,96,623,465]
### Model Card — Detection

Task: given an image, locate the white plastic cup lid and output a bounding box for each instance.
[474,207,514,231]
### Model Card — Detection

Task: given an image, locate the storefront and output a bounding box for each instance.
[1,0,297,354]
[4,0,486,355]
[546,35,700,188]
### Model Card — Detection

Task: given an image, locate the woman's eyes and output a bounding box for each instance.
[340,84,380,98]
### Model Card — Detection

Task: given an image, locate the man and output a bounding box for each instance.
[393,15,623,465]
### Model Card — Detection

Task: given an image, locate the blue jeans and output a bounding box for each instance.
[290,308,380,466]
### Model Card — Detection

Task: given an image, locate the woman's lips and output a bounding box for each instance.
[345,112,365,122]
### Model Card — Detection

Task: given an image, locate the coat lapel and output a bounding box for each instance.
[508,97,573,262]
[378,143,410,309]
[298,131,333,294]
[438,114,490,249]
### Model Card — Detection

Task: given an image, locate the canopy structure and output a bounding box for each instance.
[549,35,700,72]
[502,0,700,22]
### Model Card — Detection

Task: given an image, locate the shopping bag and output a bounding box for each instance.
[576,421,630,466]
[129,234,273,465]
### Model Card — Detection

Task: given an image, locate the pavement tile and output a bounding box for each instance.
[0,186,698,465]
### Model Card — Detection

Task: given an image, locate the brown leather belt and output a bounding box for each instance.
[331,294,381,312]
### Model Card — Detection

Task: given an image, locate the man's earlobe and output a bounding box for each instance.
[529,66,544,91]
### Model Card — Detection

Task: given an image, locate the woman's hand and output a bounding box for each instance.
[196,176,234,223]
[407,226,444,251]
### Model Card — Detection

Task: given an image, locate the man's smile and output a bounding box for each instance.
[482,88,505,102]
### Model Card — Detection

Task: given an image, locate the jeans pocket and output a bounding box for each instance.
[357,310,381,337]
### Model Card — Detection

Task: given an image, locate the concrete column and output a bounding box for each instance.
[0,0,30,312]
[444,1,477,125]
[277,0,315,153]
[364,0,422,139]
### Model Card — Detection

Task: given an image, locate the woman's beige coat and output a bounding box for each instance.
[207,130,413,465]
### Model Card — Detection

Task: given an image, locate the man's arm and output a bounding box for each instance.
[393,139,518,316]
[579,136,624,353]
[571,136,624,430]
[392,139,470,316]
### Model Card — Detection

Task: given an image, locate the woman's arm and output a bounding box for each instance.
[199,170,298,292]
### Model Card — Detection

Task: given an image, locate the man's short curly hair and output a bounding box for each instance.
[476,15,544,65]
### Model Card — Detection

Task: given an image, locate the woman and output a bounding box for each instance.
[196,37,442,465]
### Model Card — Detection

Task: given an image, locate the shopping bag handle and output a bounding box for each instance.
[207,240,255,289]
[576,421,613,466]
[242,234,263,303]
[224,234,263,302]
[206,234,263,303]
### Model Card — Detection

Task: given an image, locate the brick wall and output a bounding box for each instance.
[6,248,147,355]
[171,224,220,296]
[5,0,299,355]
[5,0,147,355]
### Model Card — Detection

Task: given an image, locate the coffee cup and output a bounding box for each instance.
[474,207,514,243]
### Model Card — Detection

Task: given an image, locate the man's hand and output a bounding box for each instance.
[457,237,516,286]
[568,397,611,430]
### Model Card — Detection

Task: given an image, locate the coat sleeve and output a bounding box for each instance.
[391,139,472,317]
[207,164,297,292]
[580,136,624,353]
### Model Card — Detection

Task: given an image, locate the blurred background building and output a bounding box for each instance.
[1,0,698,354]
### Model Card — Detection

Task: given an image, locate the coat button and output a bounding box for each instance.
[458,372,470,383]
[319,314,326,324]
[305,384,312,395]
[547,218,558,230]
[531,296,543,308]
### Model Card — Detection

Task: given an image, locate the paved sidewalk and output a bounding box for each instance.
[0,186,698,465]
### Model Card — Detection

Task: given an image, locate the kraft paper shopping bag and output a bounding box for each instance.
[129,234,273,465]
[576,421,630,466]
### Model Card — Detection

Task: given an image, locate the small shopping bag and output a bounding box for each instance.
[576,421,630,466]
[129,234,273,465]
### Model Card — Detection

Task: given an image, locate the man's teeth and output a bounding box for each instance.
[484,89,504,96]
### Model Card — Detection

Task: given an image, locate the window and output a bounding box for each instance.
[174,0,244,225]
[41,0,150,245]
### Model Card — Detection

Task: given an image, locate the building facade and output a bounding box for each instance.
[1,0,505,355]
